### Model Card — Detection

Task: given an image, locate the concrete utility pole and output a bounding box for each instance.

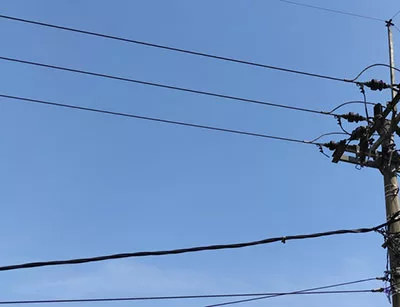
[383,19,400,307]
[388,20,397,102]
[323,20,400,305]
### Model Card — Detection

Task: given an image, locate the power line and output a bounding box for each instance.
[350,63,400,82]
[392,9,400,21]
[0,56,343,117]
[0,289,383,305]
[205,278,383,307]
[328,100,376,114]
[279,0,385,22]
[0,213,397,272]
[306,132,347,143]
[0,94,322,145]
[0,14,357,84]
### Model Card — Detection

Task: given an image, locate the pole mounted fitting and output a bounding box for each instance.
[350,126,367,141]
[321,140,346,163]
[323,140,340,151]
[331,140,347,163]
[340,112,367,123]
[374,103,384,118]
[363,79,391,91]
[386,19,395,27]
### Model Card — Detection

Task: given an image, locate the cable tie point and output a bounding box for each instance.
[372,287,385,293]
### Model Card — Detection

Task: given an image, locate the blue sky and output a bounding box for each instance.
[0,0,399,306]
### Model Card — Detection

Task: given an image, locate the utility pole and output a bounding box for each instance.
[388,19,397,103]
[383,19,400,307]
[321,20,400,306]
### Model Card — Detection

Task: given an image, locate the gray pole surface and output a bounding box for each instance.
[383,20,400,306]
[388,20,396,102]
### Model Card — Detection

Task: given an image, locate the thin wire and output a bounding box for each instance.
[279,0,385,22]
[0,290,381,305]
[360,85,372,124]
[0,14,356,84]
[3,55,387,94]
[0,213,398,272]
[328,101,376,114]
[337,117,352,135]
[392,9,400,21]
[205,278,381,307]
[0,15,394,86]
[306,132,348,143]
[0,56,340,117]
[0,94,321,145]
[350,63,400,82]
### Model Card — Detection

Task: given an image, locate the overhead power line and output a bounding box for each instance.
[1,56,393,117]
[0,94,323,145]
[392,8,400,21]
[0,289,383,305]
[0,14,358,84]
[0,56,343,117]
[279,0,385,22]
[205,278,383,307]
[306,132,347,143]
[328,100,376,114]
[350,63,400,82]
[0,214,397,272]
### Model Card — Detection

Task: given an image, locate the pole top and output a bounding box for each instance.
[386,19,394,27]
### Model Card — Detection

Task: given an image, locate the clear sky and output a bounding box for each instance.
[0,1,400,306]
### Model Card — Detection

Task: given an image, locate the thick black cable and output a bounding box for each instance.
[279,0,385,22]
[205,278,382,307]
[0,213,397,272]
[0,94,321,145]
[0,56,341,117]
[0,289,381,305]
[0,14,356,84]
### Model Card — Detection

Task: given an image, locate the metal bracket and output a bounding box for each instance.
[338,154,379,168]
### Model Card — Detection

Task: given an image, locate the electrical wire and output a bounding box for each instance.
[0,94,322,145]
[0,15,395,88]
[2,56,382,123]
[328,100,376,114]
[205,278,382,307]
[350,63,400,82]
[279,0,385,22]
[0,213,397,272]
[336,117,352,135]
[0,289,382,305]
[392,9,400,21]
[2,56,394,99]
[0,56,341,117]
[306,132,348,143]
[0,14,358,84]
[358,84,372,124]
